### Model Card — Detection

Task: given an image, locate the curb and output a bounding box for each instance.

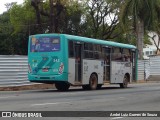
[134,80,160,83]
[0,84,54,91]
[0,80,159,91]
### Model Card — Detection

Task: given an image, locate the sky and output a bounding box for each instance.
[0,0,24,14]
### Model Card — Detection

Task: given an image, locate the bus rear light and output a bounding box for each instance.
[28,64,32,73]
[42,68,49,72]
[59,62,64,74]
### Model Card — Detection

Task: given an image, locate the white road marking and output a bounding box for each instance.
[31,102,70,107]
[119,97,125,99]
[111,117,124,120]
[0,96,17,99]
[60,92,86,95]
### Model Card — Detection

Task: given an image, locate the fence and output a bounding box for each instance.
[150,56,160,75]
[137,56,160,81]
[0,55,29,87]
[0,55,160,87]
[147,56,160,81]
[137,60,150,80]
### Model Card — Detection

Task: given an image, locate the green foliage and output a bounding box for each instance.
[0,11,28,55]
[10,1,36,34]
[0,12,14,54]
[120,0,160,31]
[119,0,160,59]
[80,0,121,40]
[0,0,160,55]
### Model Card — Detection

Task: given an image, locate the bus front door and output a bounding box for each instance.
[75,44,82,82]
[103,47,111,82]
[131,50,137,81]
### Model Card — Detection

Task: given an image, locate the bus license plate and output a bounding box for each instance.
[42,68,49,72]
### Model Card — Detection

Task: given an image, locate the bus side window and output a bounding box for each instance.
[112,47,122,61]
[88,43,93,58]
[123,49,131,62]
[84,43,89,58]
[94,44,102,59]
[84,43,94,59]
[69,40,74,58]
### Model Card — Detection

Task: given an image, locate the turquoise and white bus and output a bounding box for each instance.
[28,34,137,91]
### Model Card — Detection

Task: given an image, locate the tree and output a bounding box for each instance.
[10,0,83,34]
[1,1,35,55]
[148,32,160,54]
[10,1,36,34]
[31,0,66,33]
[0,12,13,54]
[150,16,160,54]
[120,0,160,59]
[31,0,43,32]
[63,1,83,35]
[0,11,28,55]
[82,0,119,39]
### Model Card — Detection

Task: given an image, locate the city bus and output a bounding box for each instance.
[28,34,137,91]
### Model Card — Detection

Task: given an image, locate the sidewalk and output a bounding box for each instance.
[0,84,54,91]
[134,80,160,83]
[0,80,159,91]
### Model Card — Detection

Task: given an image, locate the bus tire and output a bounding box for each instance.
[55,82,70,91]
[97,84,102,89]
[120,74,128,88]
[82,85,89,90]
[89,74,98,90]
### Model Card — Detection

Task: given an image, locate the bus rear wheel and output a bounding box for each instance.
[55,82,70,91]
[120,75,128,88]
[89,74,98,90]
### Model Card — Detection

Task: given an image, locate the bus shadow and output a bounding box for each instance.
[36,86,134,93]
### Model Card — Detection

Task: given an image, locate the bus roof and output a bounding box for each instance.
[30,33,136,49]
[64,34,136,49]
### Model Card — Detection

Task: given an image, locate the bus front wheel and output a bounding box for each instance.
[89,74,98,90]
[97,84,102,89]
[55,82,70,91]
[120,75,128,88]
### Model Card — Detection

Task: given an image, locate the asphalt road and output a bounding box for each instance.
[0,82,160,120]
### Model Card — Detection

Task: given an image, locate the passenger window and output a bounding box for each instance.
[84,43,94,58]
[123,49,131,61]
[112,48,122,61]
[93,44,102,59]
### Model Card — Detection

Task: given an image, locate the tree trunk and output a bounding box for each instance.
[136,20,144,60]
[49,0,54,33]
[31,0,43,33]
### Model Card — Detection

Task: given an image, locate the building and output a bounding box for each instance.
[143,32,160,59]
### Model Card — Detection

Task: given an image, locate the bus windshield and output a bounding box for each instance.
[30,36,60,52]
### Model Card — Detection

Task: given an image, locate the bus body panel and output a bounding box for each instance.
[82,59,103,85]
[28,34,68,83]
[68,58,76,84]
[65,34,136,50]
[110,61,132,83]
[28,33,137,89]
